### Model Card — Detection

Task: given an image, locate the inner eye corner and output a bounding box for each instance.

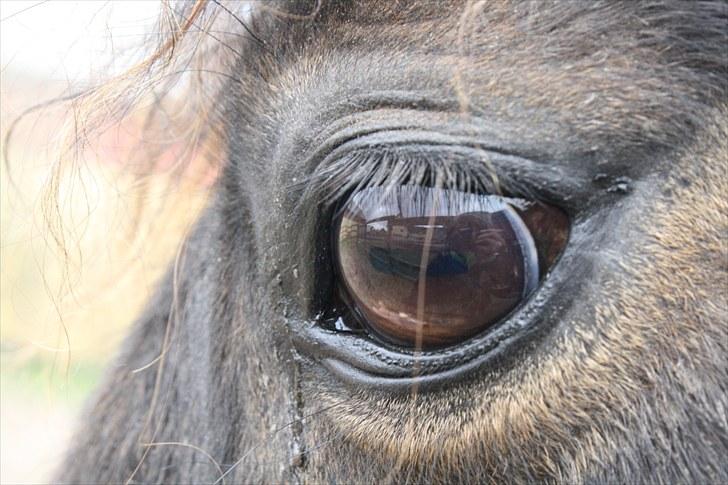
[320,184,570,352]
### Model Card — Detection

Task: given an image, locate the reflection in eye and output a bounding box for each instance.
[334,186,569,348]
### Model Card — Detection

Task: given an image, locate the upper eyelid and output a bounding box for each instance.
[289,132,586,217]
[291,145,500,216]
[290,129,508,198]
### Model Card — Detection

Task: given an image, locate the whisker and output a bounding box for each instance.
[211,0,271,54]
[125,235,190,485]
[214,400,349,484]
[142,441,225,484]
[0,0,50,23]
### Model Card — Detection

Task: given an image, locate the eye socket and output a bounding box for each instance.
[332,185,569,349]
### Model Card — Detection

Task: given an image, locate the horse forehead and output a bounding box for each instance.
[218,0,724,175]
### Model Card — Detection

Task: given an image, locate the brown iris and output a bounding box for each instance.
[334,186,568,349]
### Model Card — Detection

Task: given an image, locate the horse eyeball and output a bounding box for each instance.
[333,185,569,349]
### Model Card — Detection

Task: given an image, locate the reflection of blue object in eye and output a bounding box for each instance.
[368,247,469,279]
[426,251,469,277]
[368,247,421,281]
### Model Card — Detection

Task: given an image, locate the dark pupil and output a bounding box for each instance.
[335,185,567,348]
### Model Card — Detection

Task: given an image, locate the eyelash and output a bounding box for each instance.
[291,146,526,219]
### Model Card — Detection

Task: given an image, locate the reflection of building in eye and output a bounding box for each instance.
[366,220,388,233]
[356,215,451,250]
[391,225,407,238]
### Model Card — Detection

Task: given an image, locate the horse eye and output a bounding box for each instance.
[333,186,569,349]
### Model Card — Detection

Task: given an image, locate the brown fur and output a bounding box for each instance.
[302,108,728,483]
[50,1,727,483]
